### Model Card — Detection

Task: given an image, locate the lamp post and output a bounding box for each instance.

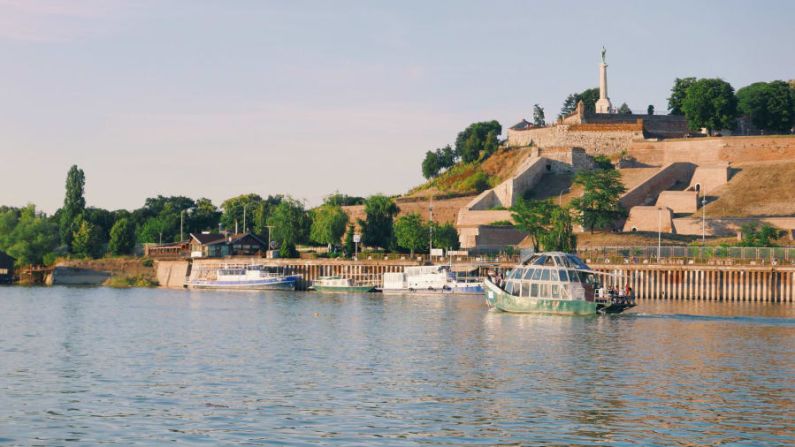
[657,207,661,263]
[180,210,185,242]
[429,195,434,256]
[243,203,248,234]
[701,191,707,247]
[264,225,275,255]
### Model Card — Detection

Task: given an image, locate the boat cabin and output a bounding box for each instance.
[501,252,601,301]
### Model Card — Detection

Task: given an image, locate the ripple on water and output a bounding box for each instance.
[0,288,793,446]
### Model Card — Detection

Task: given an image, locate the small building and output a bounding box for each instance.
[189,232,269,258]
[144,241,190,259]
[0,250,15,284]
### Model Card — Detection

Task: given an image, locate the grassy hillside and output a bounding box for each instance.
[408,147,533,197]
[705,161,795,217]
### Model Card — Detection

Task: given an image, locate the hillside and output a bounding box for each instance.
[704,161,795,217]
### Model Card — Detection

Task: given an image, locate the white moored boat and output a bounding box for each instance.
[381,265,483,295]
[188,265,300,291]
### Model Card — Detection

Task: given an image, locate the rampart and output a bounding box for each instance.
[629,136,795,165]
[619,162,696,208]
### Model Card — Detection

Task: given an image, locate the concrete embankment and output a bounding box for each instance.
[46,266,111,286]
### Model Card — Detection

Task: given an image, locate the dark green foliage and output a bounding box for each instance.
[358,194,399,249]
[454,121,502,163]
[394,213,427,256]
[310,204,348,246]
[570,168,627,232]
[71,216,102,259]
[681,78,738,133]
[667,77,696,115]
[108,218,136,255]
[60,165,86,250]
[510,199,555,251]
[279,242,299,258]
[737,80,795,133]
[423,145,458,179]
[324,193,365,207]
[739,223,781,247]
[191,198,222,234]
[647,104,655,115]
[618,103,632,114]
[592,155,614,170]
[560,88,599,117]
[461,171,492,193]
[0,205,59,265]
[533,104,545,127]
[267,197,309,250]
[538,206,577,252]
[430,222,460,250]
[343,224,355,256]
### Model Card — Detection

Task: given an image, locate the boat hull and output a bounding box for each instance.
[312,285,375,293]
[382,284,483,296]
[189,276,299,291]
[484,279,597,315]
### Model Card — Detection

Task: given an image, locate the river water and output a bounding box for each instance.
[0,287,793,446]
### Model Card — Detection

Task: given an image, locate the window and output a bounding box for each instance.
[535,255,547,266]
[531,269,542,281]
[550,270,559,281]
[569,270,581,282]
[553,256,563,266]
[0,268,7,275]
[505,281,515,295]
[559,269,569,281]
[539,284,549,297]
[520,282,530,297]
[523,269,535,280]
[530,283,539,297]
[540,269,550,281]
[551,284,560,298]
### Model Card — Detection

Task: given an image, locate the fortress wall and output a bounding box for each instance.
[689,165,729,193]
[656,191,698,214]
[623,206,674,233]
[507,125,643,156]
[620,163,696,208]
[629,136,795,166]
[506,156,547,206]
[456,209,513,227]
[466,190,501,211]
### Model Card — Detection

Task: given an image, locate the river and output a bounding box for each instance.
[1,287,793,446]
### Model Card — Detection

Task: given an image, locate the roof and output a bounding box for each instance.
[510,119,534,131]
[190,233,227,245]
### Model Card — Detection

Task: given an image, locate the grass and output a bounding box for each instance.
[705,161,795,217]
[105,274,158,288]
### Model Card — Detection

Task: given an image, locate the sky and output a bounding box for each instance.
[0,0,793,213]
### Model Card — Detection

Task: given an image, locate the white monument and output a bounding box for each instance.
[595,46,613,114]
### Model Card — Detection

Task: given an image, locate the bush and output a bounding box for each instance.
[105,274,158,288]
[462,171,493,193]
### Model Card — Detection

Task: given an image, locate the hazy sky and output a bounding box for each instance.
[1,0,793,213]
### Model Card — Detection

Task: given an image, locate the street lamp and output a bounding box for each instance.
[657,207,661,263]
[242,203,248,234]
[180,210,185,242]
[701,191,707,247]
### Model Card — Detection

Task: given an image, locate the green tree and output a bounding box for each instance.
[394,213,427,257]
[618,103,632,114]
[189,198,222,234]
[310,204,349,247]
[0,205,59,266]
[430,222,460,250]
[511,199,555,251]
[454,121,502,163]
[343,224,356,256]
[421,150,441,179]
[267,197,308,253]
[560,87,599,117]
[108,218,136,255]
[647,104,655,115]
[592,155,614,170]
[324,193,365,207]
[220,193,263,233]
[136,217,168,244]
[739,223,780,247]
[358,194,399,249]
[437,145,456,169]
[72,217,102,259]
[59,165,86,251]
[737,80,795,134]
[570,168,627,233]
[681,78,738,134]
[667,77,696,115]
[532,104,545,127]
[538,206,577,252]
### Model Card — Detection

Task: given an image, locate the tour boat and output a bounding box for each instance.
[381,265,484,295]
[189,265,300,291]
[310,276,375,293]
[483,252,635,315]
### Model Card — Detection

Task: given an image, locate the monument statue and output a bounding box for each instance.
[595,46,612,113]
[601,46,606,64]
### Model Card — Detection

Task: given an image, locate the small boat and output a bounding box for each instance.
[484,251,636,315]
[310,276,375,293]
[382,265,484,295]
[188,265,300,291]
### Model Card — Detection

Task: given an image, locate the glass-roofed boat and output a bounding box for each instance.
[483,251,635,315]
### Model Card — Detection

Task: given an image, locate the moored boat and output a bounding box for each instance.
[484,252,635,315]
[188,265,300,291]
[310,276,375,293]
[382,265,483,295]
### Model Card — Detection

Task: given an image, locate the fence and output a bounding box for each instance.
[578,246,795,265]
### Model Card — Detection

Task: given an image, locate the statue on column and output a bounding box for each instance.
[601,46,606,64]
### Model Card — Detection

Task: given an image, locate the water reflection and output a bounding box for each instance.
[0,288,792,446]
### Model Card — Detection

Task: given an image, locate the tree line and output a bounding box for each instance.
[421,120,502,179]
[0,166,459,266]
